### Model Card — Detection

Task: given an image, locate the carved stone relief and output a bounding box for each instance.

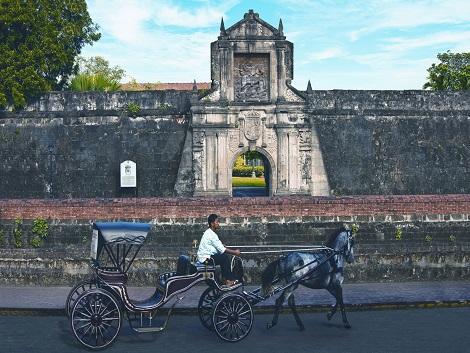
[300,151,312,185]
[193,131,205,147]
[243,111,261,141]
[298,129,311,149]
[230,21,274,38]
[193,151,204,189]
[228,130,239,154]
[234,54,269,102]
[265,129,277,160]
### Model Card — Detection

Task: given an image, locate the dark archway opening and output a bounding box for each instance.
[232,151,270,197]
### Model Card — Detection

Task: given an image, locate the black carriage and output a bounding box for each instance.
[67,222,241,350]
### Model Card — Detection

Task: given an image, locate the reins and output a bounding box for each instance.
[226,245,331,255]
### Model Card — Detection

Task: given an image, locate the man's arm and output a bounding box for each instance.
[224,248,241,256]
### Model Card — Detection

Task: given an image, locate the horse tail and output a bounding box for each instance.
[261,259,280,295]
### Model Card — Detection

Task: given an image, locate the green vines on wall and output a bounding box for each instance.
[13,218,23,248]
[0,228,5,246]
[30,217,49,248]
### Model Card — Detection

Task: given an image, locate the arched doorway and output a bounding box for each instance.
[229,148,274,197]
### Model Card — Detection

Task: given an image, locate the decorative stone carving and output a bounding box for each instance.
[300,151,312,184]
[299,129,311,144]
[193,151,204,189]
[193,131,205,147]
[265,129,277,159]
[229,21,274,38]
[234,54,269,102]
[285,87,304,102]
[228,130,239,154]
[243,111,261,141]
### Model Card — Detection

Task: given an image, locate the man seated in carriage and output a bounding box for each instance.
[197,214,241,286]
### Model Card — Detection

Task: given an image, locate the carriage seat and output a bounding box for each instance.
[96,268,128,285]
[130,289,163,309]
[176,255,198,276]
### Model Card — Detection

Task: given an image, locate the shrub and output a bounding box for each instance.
[126,102,141,116]
[30,218,49,248]
[232,166,264,177]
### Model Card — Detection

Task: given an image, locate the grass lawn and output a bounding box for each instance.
[232,176,266,187]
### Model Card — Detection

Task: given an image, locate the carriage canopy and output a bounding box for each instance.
[91,222,151,272]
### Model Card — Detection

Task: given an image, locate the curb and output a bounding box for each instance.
[1,300,469,317]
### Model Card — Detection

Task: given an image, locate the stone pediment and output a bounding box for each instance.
[224,10,283,39]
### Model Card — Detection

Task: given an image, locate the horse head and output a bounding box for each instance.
[330,229,355,266]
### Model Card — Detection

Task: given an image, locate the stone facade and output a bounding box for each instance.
[190,10,330,196]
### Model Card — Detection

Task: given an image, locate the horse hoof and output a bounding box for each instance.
[266,323,273,330]
[299,326,305,331]
[344,323,351,329]
[327,313,332,321]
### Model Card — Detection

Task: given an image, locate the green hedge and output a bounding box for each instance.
[233,166,264,177]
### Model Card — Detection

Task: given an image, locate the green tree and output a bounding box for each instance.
[76,56,125,82]
[423,51,470,90]
[69,56,124,92]
[0,0,100,109]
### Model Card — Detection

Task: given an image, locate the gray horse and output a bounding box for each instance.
[261,228,355,330]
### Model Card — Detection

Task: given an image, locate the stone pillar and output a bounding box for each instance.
[277,129,289,192]
[288,130,299,191]
[205,132,217,190]
[277,44,287,101]
[219,42,230,100]
[217,131,228,190]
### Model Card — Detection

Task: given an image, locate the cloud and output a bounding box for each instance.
[305,47,346,62]
[349,0,470,41]
[384,31,470,52]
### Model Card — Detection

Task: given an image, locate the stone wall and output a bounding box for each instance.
[1,90,469,198]
[0,195,469,285]
[307,90,470,195]
[0,91,194,198]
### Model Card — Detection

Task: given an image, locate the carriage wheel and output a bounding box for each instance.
[65,279,97,317]
[212,294,253,342]
[198,287,221,330]
[71,289,121,350]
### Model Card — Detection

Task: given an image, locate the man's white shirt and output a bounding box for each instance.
[197,228,226,263]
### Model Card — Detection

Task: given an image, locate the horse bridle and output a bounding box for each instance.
[336,231,354,256]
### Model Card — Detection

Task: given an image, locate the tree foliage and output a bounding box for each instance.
[0,0,100,109]
[69,56,124,92]
[76,56,125,82]
[423,51,470,90]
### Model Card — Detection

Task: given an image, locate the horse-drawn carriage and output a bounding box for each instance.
[67,222,355,349]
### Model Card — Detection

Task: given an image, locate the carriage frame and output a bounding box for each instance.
[67,222,346,348]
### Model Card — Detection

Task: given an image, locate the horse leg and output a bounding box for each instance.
[287,294,305,331]
[337,286,351,329]
[326,287,338,321]
[267,292,286,329]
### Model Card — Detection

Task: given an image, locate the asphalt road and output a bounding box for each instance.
[1,308,470,353]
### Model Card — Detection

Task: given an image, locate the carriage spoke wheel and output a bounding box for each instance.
[71,289,121,350]
[212,294,253,342]
[66,279,97,317]
[198,287,221,330]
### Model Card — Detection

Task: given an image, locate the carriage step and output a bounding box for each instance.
[134,326,166,333]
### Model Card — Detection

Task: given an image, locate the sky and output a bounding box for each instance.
[82,0,470,90]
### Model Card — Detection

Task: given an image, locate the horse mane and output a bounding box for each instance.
[325,226,347,248]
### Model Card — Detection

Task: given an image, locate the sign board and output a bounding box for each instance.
[120,160,137,188]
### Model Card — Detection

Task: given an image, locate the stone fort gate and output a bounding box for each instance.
[191,10,330,197]
[191,10,329,196]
